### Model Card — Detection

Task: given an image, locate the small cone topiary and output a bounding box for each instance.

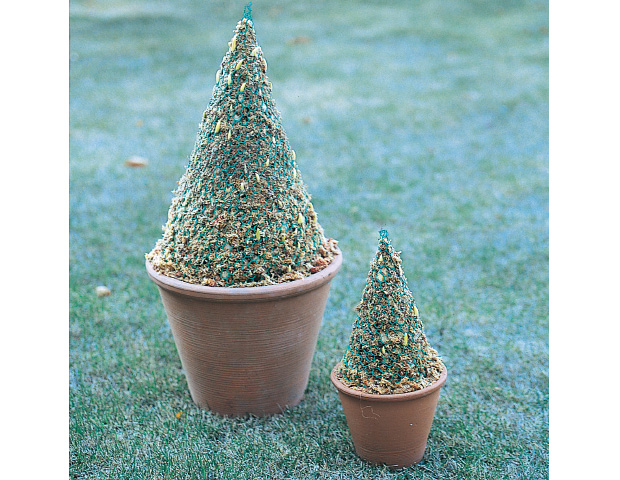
[147,4,338,287]
[336,229,444,394]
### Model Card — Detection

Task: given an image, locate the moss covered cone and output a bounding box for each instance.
[147,5,337,287]
[337,229,444,394]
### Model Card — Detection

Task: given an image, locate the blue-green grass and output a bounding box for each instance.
[70,0,548,478]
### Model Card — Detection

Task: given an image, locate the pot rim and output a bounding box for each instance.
[145,248,342,302]
[330,362,447,402]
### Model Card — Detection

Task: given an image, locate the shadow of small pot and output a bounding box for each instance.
[146,251,342,417]
[330,363,447,468]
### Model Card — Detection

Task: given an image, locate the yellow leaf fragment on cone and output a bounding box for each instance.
[216,70,221,82]
[240,82,246,93]
[125,156,148,167]
[227,73,232,86]
[256,228,261,241]
[251,46,261,57]
[297,213,304,224]
[413,305,419,317]
[231,35,237,51]
[291,150,296,161]
[96,286,111,297]
[404,332,409,346]
[235,59,244,71]
[215,119,222,134]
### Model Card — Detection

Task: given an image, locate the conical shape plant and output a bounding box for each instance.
[147,4,337,287]
[336,229,444,394]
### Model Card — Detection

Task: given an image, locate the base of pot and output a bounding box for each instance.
[331,364,447,468]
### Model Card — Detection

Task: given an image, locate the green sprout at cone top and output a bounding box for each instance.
[337,229,444,394]
[243,2,252,20]
[147,6,338,287]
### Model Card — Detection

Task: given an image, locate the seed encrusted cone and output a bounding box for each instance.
[336,230,444,394]
[147,6,337,287]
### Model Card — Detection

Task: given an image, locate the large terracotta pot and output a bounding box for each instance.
[330,363,447,468]
[146,251,342,416]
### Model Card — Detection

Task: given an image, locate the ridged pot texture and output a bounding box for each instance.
[331,363,447,468]
[146,251,341,416]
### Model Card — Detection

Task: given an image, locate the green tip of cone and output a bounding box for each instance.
[243,3,252,20]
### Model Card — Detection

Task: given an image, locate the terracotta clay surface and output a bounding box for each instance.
[331,363,447,468]
[146,251,341,416]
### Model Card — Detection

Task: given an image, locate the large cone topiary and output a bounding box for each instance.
[147,4,337,287]
[336,229,444,394]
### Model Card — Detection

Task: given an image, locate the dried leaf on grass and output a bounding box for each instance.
[96,286,111,297]
[125,156,148,167]
[287,36,312,45]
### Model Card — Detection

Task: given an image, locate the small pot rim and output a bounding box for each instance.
[330,362,447,402]
[145,248,342,302]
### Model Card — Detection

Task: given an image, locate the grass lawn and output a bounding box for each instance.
[69,0,548,478]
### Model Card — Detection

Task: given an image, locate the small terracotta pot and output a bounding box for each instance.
[146,251,342,417]
[330,363,447,468]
